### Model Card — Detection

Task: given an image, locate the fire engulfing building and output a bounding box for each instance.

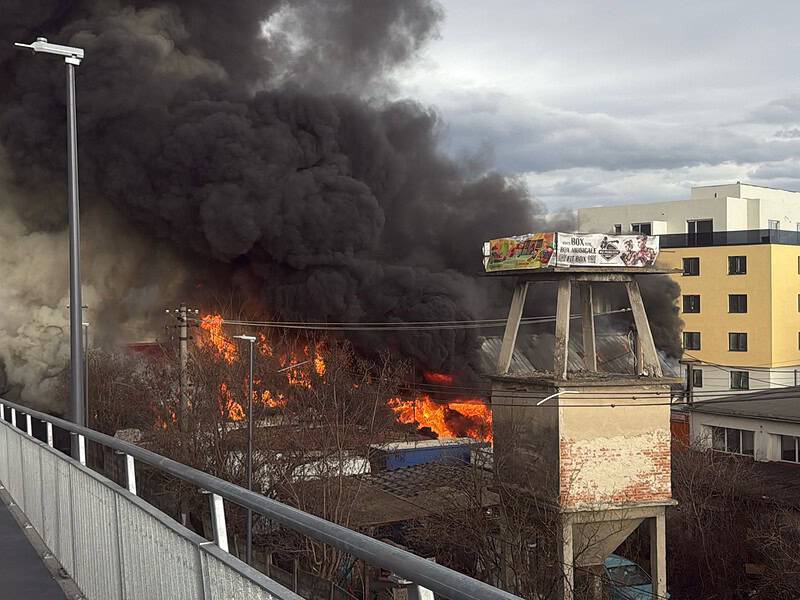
[484,232,679,599]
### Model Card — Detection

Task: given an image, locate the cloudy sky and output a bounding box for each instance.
[397,0,800,210]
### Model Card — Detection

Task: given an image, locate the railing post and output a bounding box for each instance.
[75,434,86,466]
[209,493,229,552]
[11,408,16,428]
[26,414,33,437]
[46,422,54,447]
[1,402,5,421]
[125,454,136,495]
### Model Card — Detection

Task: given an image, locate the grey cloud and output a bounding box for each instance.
[751,96,800,124]
[437,91,800,174]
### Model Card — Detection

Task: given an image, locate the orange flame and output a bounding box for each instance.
[220,382,245,421]
[199,315,238,363]
[424,371,454,385]
[390,394,493,442]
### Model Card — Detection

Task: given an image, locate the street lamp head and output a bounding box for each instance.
[14,37,84,65]
[233,335,257,343]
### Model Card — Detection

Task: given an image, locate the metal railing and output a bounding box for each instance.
[660,228,800,248]
[0,398,521,600]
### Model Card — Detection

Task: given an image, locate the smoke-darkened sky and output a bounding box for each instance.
[398,1,800,208]
[0,1,684,404]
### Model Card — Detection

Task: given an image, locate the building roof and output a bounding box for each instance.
[689,387,800,424]
[480,332,681,378]
[370,438,484,452]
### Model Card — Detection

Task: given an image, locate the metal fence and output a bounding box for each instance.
[0,399,521,600]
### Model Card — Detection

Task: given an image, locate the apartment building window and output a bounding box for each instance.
[682,295,701,313]
[631,222,652,235]
[613,224,622,234]
[692,369,703,388]
[683,257,700,276]
[768,219,780,230]
[728,294,747,313]
[728,256,747,275]
[729,333,748,351]
[730,370,750,390]
[687,219,713,246]
[683,332,701,350]
[781,435,800,462]
[711,426,754,456]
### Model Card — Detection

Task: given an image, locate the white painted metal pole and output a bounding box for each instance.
[26,414,32,436]
[0,403,5,421]
[11,408,16,428]
[125,454,137,495]
[46,422,54,447]
[210,493,229,552]
[78,434,86,466]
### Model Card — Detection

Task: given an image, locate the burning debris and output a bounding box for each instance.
[196,314,494,441]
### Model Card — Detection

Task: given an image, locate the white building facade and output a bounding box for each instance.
[688,391,800,464]
[578,183,800,235]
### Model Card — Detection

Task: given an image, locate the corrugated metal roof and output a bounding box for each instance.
[480,333,679,377]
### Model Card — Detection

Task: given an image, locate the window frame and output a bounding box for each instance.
[682,257,700,276]
[710,426,754,456]
[630,222,652,235]
[613,224,622,234]
[730,370,750,390]
[780,435,800,463]
[728,255,747,275]
[692,369,703,388]
[728,294,747,313]
[683,331,701,351]
[728,332,748,352]
[768,219,780,230]
[682,295,701,313]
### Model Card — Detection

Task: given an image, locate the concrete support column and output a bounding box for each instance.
[625,279,662,377]
[498,280,529,374]
[554,277,573,380]
[560,516,575,600]
[649,509,667,599]
[580,284,597,371]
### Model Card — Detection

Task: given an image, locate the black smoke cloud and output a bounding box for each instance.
[0,0,679,389]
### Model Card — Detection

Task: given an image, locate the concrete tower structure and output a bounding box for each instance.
[489,265,679,599]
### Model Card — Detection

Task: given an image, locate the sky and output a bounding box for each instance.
[396,0,800,210]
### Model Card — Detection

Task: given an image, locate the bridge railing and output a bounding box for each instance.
[0,398,521,600]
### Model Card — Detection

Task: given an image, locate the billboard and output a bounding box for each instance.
[556,233,659,267]
[482,232,556,272]
[482,232,659,271]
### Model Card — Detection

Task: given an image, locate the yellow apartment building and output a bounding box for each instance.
[578,183,800,394]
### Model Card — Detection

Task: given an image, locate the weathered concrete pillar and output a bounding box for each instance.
[554,277,572,380]
[649,508,667,599]
[625,280,662,377]
[580,284,597,371]
[560,516,575,600]
[498,280,529,374]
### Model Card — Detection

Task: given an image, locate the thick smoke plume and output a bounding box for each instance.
[0,1,679,404]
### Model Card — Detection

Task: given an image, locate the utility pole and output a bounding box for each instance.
[680,359,699,404]
[179,303,188,432]
[166,305,199,431]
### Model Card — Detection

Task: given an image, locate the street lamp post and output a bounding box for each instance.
[233,334,257,565]
[15,38,86,440]
[232,335,313,567]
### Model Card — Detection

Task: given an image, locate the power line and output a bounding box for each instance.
[187,308,633,332]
